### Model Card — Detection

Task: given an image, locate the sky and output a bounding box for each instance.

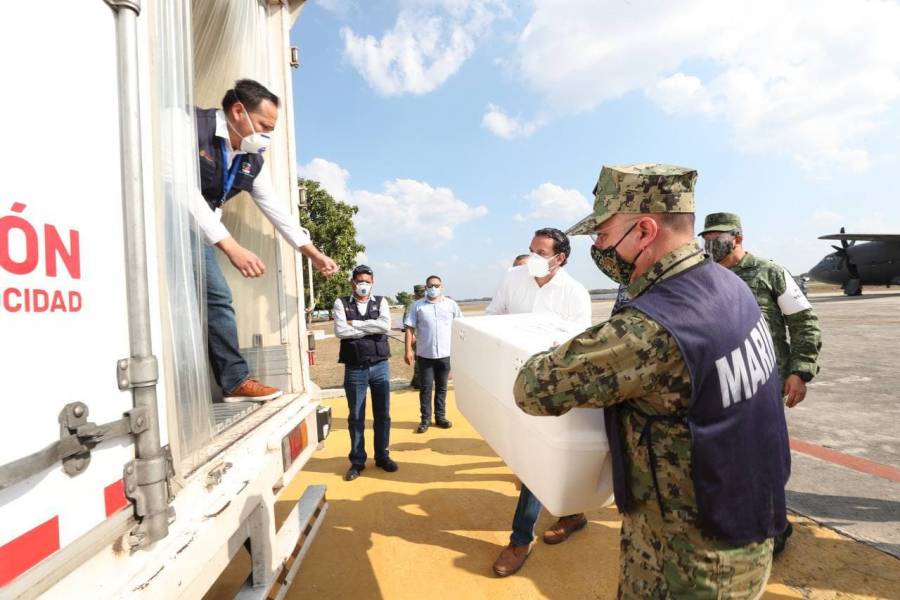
[290,0,900,300]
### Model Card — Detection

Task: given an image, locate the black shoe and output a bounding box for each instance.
[416,422,429,434]
[773,522,793,556]
[375,457,398,472]
[344,465,364,481]
[435,418,453,429]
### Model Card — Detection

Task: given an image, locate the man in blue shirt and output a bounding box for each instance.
[404,275,463,433]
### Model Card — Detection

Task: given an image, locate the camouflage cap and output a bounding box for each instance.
[700,212,742,235]
[566,164,698,236]
[413,284,426,293]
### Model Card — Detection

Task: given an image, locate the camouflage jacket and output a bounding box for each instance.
[729,253,821,381]
[514,242,704,519]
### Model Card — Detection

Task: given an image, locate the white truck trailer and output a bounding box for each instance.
[0,1,330,597]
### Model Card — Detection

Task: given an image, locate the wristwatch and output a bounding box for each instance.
[791,371,813,383]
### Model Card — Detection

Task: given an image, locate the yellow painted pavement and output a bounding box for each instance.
[208,388,900,600]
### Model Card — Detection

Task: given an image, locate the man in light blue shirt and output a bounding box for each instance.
[404,275,463,433]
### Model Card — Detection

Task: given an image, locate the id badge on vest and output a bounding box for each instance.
[220,138,241,205]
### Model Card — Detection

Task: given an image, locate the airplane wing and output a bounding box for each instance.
[818,233,900,243]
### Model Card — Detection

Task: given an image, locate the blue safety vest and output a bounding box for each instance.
[608,259,790,545]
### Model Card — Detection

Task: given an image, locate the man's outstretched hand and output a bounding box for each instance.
[218,238,266,278]
[311,252,338,277]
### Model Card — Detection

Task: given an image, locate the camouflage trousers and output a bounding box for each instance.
[618,502,773,600]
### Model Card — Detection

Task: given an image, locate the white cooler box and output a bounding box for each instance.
[451,313,615,516]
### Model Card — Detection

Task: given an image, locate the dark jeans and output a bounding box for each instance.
[510,484,544,546]
[417,356,450,422]
[204,244,249,393]
[510,484,579,545]
[344,359,392,466]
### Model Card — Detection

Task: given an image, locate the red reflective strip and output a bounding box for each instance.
[104,479,129,517]
[0,516,60,586]
[790,438,900,483]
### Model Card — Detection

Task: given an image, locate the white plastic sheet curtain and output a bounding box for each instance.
[192,0,286,354]
[192,0,271,107]
[152,0,214,468]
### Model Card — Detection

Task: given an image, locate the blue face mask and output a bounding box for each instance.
[426,286,441,299]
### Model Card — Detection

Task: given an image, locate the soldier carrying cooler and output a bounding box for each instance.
[514,164,790,599]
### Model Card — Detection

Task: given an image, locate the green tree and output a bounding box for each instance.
[298,178,365,317]
[395,291,413,308]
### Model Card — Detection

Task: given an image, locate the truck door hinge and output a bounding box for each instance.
[116,356,159,390]
[124,446,176,549]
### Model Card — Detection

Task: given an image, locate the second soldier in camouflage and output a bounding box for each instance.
[700,212,822,556]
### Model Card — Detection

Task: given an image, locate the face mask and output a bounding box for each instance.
[527,253,557,278]
[229,106,271,154]
[704,238,734,262]
[590,222,644,284]
[426,286,441,299]
[354,282,371,297]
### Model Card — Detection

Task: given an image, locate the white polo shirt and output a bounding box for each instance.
[484,265,592,328]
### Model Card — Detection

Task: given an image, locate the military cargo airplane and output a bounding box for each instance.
[808,228,900,295]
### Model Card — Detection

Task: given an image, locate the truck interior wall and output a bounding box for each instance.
[147,0,215,472]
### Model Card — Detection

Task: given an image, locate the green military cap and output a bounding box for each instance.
[700,212,742,235]
[567,163,698,236]
[413,284,426,293]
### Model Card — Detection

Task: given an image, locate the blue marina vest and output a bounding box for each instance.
[608,259,790,545]
[195,107,264,211]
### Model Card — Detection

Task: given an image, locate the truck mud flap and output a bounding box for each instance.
[235,484,328,600]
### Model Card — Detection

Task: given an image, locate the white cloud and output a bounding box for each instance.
[481,103,543,139]
[299,158,488,244]
[300,158,351,203]
[515,0,900,172]
[340,0,509,95]
[514,182,592,223]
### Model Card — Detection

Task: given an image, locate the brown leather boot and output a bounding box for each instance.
[542,513,588,544]
[492,543,532,577]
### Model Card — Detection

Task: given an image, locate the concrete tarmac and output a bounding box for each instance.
[204,389,897,599]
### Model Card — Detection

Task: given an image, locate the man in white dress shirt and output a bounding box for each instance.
[486,228,593,577]
[193,79,337,403]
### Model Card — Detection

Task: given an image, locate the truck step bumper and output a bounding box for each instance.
[235,484,328,600]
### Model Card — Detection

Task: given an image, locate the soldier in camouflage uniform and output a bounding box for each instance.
[701,212,822,554]
[514,164,789,599]
[403,284,427,389]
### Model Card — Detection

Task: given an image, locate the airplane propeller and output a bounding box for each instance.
[832,227,861,278]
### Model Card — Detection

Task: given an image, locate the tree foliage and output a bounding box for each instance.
[395,291,413,308]
[298,178,365,315]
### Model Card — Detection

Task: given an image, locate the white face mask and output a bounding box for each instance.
[527,253,557,278]
[354,282,372,297]
[229,106,271,154]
